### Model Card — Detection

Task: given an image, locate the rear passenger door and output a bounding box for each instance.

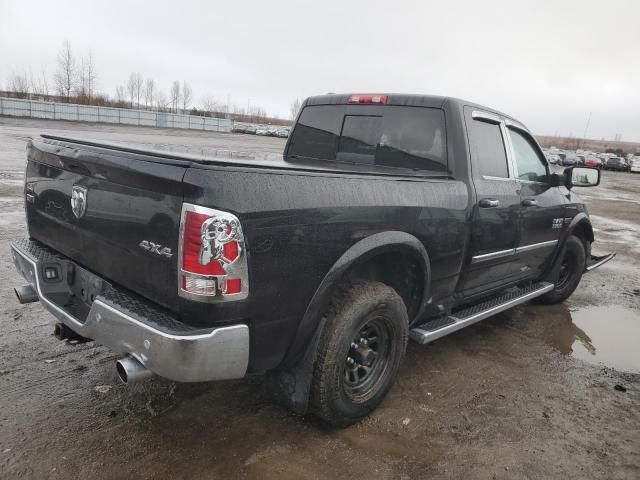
[461,108,520,294]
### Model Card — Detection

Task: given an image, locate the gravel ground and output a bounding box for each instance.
[0,118,638,480]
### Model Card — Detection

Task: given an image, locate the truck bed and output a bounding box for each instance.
[40,134,450,179]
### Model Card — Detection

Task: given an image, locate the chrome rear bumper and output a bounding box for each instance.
[11,239,249,382]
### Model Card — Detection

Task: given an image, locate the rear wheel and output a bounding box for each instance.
[538,235,586,304]
[310,281,408,427]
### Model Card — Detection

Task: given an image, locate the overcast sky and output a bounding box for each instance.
[1,0,639,141]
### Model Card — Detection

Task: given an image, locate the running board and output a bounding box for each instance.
[585,253,615,272]
[409,282,554,345]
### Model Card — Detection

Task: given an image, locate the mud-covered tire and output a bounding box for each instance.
[537,235,586,304]
[310,281,408,427]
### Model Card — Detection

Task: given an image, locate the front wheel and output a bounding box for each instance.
[537,235,586,304]
[310,281,408,427]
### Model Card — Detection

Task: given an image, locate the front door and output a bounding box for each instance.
[506,125,563,279]
[461,108,521,294]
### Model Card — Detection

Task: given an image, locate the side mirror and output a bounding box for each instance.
[565,167,600,189]
[549,172,565,187]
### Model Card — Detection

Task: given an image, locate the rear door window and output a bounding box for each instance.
[287,105,447,173]
[466,117,510,178]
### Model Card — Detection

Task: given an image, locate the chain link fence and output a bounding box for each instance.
[0,97,232,133]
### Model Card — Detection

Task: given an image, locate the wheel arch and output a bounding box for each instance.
[280,231,431,368]
[543,212,594,282]
[567,213,594,245]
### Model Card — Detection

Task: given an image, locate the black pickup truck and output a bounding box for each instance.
[11,94,614,426]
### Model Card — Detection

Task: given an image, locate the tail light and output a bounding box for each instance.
[178,203,248,302]
[348,94,387,104]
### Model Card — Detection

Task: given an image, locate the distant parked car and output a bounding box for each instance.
[630,158,640,173]
[545,151,560,164]
[255,127,269,136]
[605,157,629,172]
[583,156,603,169]
[548,154,561,164]
[561,152,578,167]
[275,128,290,138]
[232,123,257,134]
[576,155,586,166]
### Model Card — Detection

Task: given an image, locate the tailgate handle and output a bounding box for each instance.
[64,161,91,175]
[479,198,500,208]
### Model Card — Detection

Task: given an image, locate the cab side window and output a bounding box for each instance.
[508,128,548,182]
[467,118,509,178]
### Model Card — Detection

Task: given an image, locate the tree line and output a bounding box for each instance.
[4,40,300,124]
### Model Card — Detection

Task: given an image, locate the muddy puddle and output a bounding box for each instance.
[546,305,640,373]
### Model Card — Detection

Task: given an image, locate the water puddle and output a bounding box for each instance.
[547,305,640,373]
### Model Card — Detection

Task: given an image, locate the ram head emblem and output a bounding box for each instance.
[199,216,241,267]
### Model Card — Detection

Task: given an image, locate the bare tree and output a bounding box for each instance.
[126,72,143,108]
[30,69,49,97]
[7,71,31,98]
[143,78,155,109]
[289,98,302,120]
[248,104,267,123]
[181,81,192,112]
[78,57,87,97]
[83,51,98,103]
[8,71,30,98]
[155,90,168,111]
[169,80,181,113]
[134,73,143,107]
[115,85,127,104]
[54,40,76,102]
[126,75,136,107]
[201,95,219,114]
[218,101,229,115]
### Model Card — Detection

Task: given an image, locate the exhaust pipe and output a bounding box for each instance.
[116,356,152,384]
[14,284,38,304]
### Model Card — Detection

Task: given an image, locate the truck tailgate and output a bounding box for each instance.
[24,136,188,311]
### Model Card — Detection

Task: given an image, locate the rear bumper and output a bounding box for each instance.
[11,239,249,382]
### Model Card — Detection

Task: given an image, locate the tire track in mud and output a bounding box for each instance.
[0,350,117,400]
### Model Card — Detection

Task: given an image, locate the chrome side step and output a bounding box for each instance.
[585,252,615,272]
[410,282,554,345]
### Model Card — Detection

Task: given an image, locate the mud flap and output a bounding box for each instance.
[265,317,326,416]
[542,243,567,286]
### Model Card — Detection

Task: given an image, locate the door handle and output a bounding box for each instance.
[479,198,500,208]
[521,199,538,207]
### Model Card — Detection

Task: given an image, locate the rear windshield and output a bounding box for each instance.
[287,105,447,173]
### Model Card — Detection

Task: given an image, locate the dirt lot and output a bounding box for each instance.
[0,118,638,480]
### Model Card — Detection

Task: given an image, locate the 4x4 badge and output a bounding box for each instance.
[70,185,87,219]
[139,240,173,258]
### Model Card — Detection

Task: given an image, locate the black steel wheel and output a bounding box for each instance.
[538,235,586,304]
[310,281,408,427]
[343,317,391,402]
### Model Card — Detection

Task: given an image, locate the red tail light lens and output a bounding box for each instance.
[348,94,387,104]
[178,204,248,302]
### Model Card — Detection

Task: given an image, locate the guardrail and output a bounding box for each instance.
[0,97,232,133]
